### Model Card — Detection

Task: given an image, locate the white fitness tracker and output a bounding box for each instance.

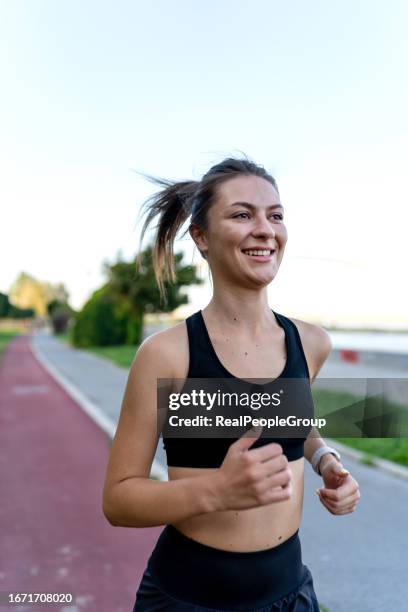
[311,446,341,475]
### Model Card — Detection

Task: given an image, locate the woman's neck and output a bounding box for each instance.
[203,289,277,336]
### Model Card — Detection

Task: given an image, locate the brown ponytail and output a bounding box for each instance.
[136,175,199,302]
[136,156,279,303]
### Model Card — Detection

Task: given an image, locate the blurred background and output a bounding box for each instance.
[1,2,407,611]
[2,0,408,333]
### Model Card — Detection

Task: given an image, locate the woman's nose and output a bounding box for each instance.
[252,216,276,238]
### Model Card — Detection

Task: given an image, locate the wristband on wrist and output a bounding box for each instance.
[311,446,341,475]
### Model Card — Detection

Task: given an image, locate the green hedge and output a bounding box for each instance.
[71,288,143,348]
[71,290,126,347]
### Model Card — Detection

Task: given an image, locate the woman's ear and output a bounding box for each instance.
[189,223,208,259]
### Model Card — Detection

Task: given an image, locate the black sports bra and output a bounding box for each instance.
[162,310,314,468]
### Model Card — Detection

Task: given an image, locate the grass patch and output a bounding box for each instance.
[0,330,20,362]
[85,344,138,368]
[360,454,377,467]
[319,605,329,612]
[335,438,408,467]
[312,388,408,468]
[55,332,138,369]
[56,332,70,344]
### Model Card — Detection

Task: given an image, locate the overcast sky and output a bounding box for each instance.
[1,0,407,328]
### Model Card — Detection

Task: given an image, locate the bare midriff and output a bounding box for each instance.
[168,457,304,552]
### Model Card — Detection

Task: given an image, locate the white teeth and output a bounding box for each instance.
[243,249,273,256]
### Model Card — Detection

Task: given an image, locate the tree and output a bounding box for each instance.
[105,245,202,343]
[71,286,128,347]
[0,293,9,317]
[0,291,34,319]
[9,273,70,317]
[72,246,202,347]
[47,300,76,335]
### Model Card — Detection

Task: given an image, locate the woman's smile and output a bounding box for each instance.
[241,248,276,262]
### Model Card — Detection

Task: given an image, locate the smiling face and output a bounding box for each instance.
[190,174,288,289]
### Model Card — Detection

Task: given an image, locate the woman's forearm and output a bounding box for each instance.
[304,427,342,471]
[103,472,221,528]
[303,426,327,464]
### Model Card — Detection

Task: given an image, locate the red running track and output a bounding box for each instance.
[0,336,162,611]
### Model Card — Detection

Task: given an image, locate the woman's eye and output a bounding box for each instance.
[233,212,284,221]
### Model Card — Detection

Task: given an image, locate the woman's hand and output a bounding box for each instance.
[213,427,292,512]
[316,455,361,515]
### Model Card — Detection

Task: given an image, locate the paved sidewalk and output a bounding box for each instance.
[0,336,161,611]
[28,332,408,611]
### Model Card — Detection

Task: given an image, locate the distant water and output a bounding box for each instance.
[329,331,408,354]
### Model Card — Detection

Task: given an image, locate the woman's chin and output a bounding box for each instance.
[250,266,278,284]
[219,264,278,288]
[242,270,278,288]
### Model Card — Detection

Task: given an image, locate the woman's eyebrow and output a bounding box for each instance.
[229,201,284,210]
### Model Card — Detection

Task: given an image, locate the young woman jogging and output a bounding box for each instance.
[102,157,361,611]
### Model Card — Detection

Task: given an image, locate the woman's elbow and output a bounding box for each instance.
[102,491,145,528]
[102,494,120,526]
[102,483,126,526]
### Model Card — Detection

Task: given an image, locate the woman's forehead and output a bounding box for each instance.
[215,175,280,208]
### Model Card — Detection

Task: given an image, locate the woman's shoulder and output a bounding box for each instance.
[135,320,189,378]
[286,315,332,349]
[285,315,332,381]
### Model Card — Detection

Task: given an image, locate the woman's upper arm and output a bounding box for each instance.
[103,333,174,490]
[290,318,332,383]
[306,324,332,383]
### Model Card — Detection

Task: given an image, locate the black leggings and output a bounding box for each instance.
[133,525,319,611]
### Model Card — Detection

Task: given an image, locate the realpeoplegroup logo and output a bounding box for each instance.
[167,413,327,430]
